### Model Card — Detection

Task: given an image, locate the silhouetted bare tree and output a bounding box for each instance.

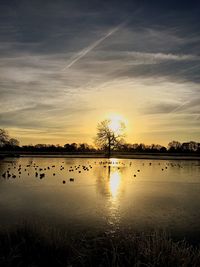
[168,141,182,152]
[0,129,20,149]
[0,129,9,147]
[95,119,125,157]
[64,143,77,152]
[8,138,20,147]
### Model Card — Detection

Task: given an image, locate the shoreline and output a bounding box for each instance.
[1,152,200,160]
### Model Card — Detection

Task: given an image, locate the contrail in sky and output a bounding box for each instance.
[167,64,200,116]
[62,19,129,71]
[168,99,200,121]
[168,101,190,114]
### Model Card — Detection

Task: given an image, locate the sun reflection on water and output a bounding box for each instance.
[106,166,123,232]
[109,170,121,199]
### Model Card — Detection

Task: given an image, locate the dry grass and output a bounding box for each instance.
[0,224,200,267]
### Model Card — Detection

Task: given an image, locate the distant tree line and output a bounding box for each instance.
[0,128,200,154]
[119,141,200,153]
[15,143,97,153]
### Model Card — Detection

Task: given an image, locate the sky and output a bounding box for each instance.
[0,0,200,146]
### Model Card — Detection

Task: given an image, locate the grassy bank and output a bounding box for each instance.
[0,225,200,267]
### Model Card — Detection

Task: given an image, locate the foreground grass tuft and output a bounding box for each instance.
[0,225,200,267]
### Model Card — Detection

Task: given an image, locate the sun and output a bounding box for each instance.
[107,114,127,134]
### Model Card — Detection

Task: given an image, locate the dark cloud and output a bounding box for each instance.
[141,93,200,114]
[0,103,95,129]
[141,102,179,115]
[0,0,199,143]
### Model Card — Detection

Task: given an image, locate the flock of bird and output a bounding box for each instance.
[1,160,184,183]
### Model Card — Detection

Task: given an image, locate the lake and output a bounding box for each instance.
[0,157,200,242]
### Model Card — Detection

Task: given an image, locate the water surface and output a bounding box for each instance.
[0,157,200,241]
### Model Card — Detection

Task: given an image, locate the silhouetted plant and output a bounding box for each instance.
[0,129,20,148]
[0,128,9,147]
[95,119,126,157]
[0,128,200,154]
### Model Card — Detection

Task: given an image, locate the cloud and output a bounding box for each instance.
[62,19,130,70]
[0,0,200,144]
[0,102,96,131]
[141,95,200,116]
[141,102,179,115]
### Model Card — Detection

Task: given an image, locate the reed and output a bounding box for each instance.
[0,224,200,267]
